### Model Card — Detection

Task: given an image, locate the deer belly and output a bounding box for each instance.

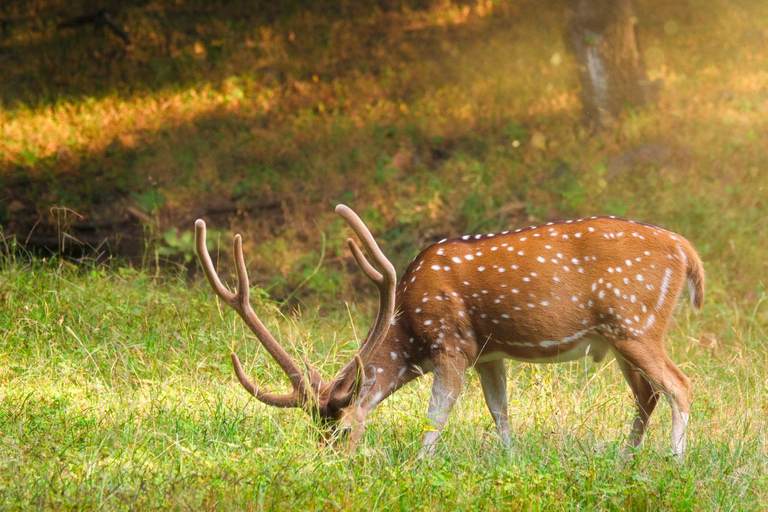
[476,332,610,365]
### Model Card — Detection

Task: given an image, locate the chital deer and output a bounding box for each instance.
[195,205,703,458]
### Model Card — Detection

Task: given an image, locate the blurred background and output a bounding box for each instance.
[1,0,765,305]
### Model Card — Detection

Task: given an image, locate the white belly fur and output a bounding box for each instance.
[475,333,610,365]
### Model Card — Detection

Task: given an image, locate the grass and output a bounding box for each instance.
[2,0,768,508]
[0,258,766,509]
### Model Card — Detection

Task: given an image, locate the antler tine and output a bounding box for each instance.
[347,238,383,284]
[232,234,251,305]
[335,205,397,362]
[335,205,396,283]
[195,219,237,305]
[196,219,316,409]
[231,352,298,407]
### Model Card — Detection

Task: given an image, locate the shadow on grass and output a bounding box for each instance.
[0,0,513,109]
[0,0,569,264]
[0,107,529,264]
[1,110,284,260]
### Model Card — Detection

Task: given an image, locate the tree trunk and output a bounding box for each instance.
[567,0,659,127]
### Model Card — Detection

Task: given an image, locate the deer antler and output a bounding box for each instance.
[324,205,397,409]
[195,220,320,408]
[335,205,396,360]
[196,206,396,413]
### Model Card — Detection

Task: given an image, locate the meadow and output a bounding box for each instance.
[1,0,767,509]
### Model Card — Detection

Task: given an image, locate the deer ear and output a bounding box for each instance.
[362,364,377,393]
[343,360,377,404]
[325,358,375,410]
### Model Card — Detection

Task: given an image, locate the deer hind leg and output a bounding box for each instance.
[663,356,692,459]
[614,353,659,453]
[475,359,511,447]
[420,352,469,458]
[613,342,692,459]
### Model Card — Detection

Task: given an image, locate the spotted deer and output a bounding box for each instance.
[195,205,703,458]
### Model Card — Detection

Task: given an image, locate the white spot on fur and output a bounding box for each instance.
[656,268,673,309]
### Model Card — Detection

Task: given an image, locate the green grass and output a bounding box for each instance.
[2,0,768,508]
[0,258,766,509]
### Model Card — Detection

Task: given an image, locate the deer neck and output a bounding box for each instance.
[354,315,423,415]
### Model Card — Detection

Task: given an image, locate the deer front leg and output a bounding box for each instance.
[475,359,511,447]
[420,353,468,458]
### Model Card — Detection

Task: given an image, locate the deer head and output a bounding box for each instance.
[194,205,397,450]
[198,208,704,459]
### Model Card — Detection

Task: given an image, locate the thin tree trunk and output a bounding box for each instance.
[567,0,659,127]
